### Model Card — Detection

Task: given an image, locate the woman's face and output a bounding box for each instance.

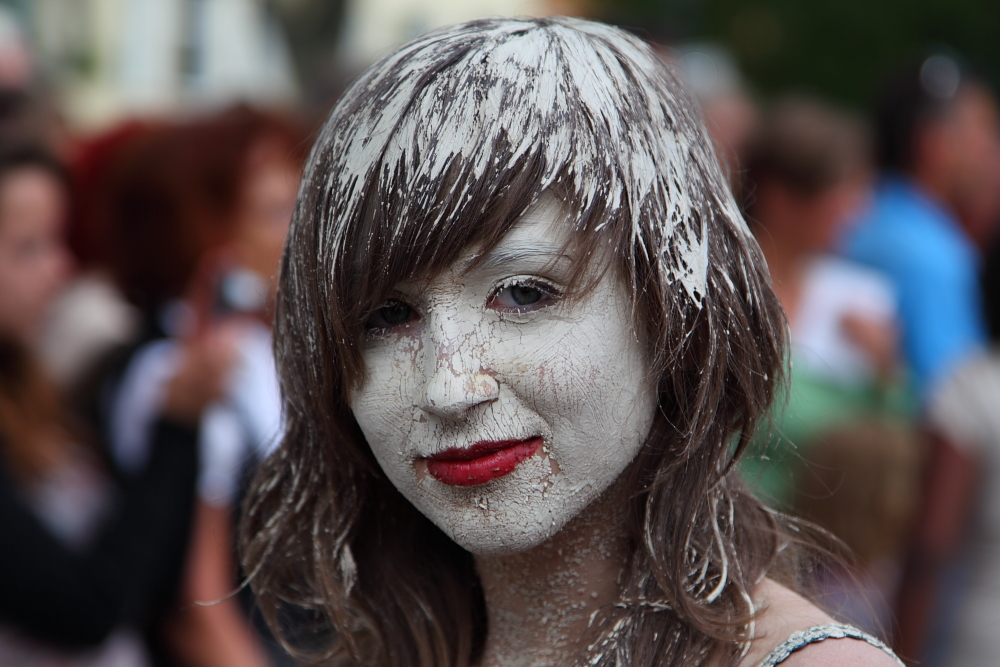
[758,174,870,255]
[0,167,71,343]
[232,142,300,281]
[350,194,657,555]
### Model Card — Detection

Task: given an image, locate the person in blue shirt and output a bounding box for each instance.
[845,53,1000,665]
[844,54,1000,399]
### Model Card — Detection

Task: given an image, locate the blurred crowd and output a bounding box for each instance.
[0,19,308,663]
[1,7,1000,667]
[684,47,1000,666]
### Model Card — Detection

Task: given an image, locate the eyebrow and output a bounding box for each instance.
[473,246,572,272]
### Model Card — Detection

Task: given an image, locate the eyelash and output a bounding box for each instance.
[364,298,418,333]
[487,276,562,313]
[363,277,563,334]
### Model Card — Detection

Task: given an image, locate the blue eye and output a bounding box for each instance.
[490,279,558,312]
[509,284,543,305]
[365,299,417,330]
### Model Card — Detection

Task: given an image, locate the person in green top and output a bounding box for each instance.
[738,97,917,508]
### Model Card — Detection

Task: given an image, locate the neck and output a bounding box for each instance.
[475,485,630,667]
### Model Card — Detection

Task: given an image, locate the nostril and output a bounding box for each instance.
[419,326,498,419]
[419,365,499,420]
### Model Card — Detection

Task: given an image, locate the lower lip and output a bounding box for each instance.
[425,437,543,486]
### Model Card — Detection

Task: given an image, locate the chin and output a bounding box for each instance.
[398,453,603,556]
[429,497,585,556]
[445,519,567,556]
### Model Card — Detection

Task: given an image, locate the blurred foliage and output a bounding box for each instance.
[0,0,26,15]
[594,0,1000,108]
[267,0,348,108]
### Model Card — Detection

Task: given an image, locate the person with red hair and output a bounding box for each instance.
[79,106,306,667]
[0,142,234,665]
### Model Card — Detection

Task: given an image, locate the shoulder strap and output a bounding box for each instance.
[756,623,904,667]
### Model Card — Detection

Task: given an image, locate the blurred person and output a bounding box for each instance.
[843,53,1000,401]
[82,107,305,667]
[928,362,1000,667]
[164,112,304,667]
[38,122,157,390]
[793,423,922,636]
[674,44,758,188]
[952,132,1000,251]
[0,7,66,154]
[951,101,1000,256]
[0,143,233,665]
[839,53,1000,665]
[915,240,1000,666]
[739,96,910,507]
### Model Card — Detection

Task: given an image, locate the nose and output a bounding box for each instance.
[418,318,499,420]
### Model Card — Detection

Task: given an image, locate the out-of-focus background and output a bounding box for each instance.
[18,0,1000,127]
[1,1,999,666]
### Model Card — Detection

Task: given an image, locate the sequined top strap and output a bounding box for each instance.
[755,623,904,666]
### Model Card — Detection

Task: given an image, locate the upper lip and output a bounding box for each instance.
[424,437,540,462]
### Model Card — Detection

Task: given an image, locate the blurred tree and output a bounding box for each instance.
[266,0,348,111]
[595,0,1000,108]
[0,0,26,18]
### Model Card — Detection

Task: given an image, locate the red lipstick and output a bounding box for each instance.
[425,437,542,486]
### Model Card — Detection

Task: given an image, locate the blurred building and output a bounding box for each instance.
[27,0,298,129]
[20,0,588,130]
[337,0,580,71]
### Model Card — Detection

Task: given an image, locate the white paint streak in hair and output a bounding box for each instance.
[307,17,749,305]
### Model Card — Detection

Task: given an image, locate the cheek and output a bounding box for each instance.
[492,293,654,472]
[0,255,49,325]
[351,335,423,447]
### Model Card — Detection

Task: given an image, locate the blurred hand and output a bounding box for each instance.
[841,313,898,381]
[161,325,239,426]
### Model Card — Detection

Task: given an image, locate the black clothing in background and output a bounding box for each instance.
[982,235,1000,345]
[0,419,199,649]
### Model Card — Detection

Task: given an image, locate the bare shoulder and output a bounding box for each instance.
[737,579,899,667]
[775,637,901,667]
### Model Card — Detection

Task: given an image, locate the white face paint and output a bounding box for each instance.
[349,195,658,555]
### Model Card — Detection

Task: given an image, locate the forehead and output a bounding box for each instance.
[0,167,65,218]
[0,166,61,194]
[393,193,576,294]
[472,194,572,269]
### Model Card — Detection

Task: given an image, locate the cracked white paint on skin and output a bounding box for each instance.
[474,500,629,667]
[349,194,658,555]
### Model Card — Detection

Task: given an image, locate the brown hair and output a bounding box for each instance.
[793,422,921,569]
[98,107,307,314]
[0,336,72,480]
[743,96,870,212]
[0,146,74,480]
[242,17,794,667]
